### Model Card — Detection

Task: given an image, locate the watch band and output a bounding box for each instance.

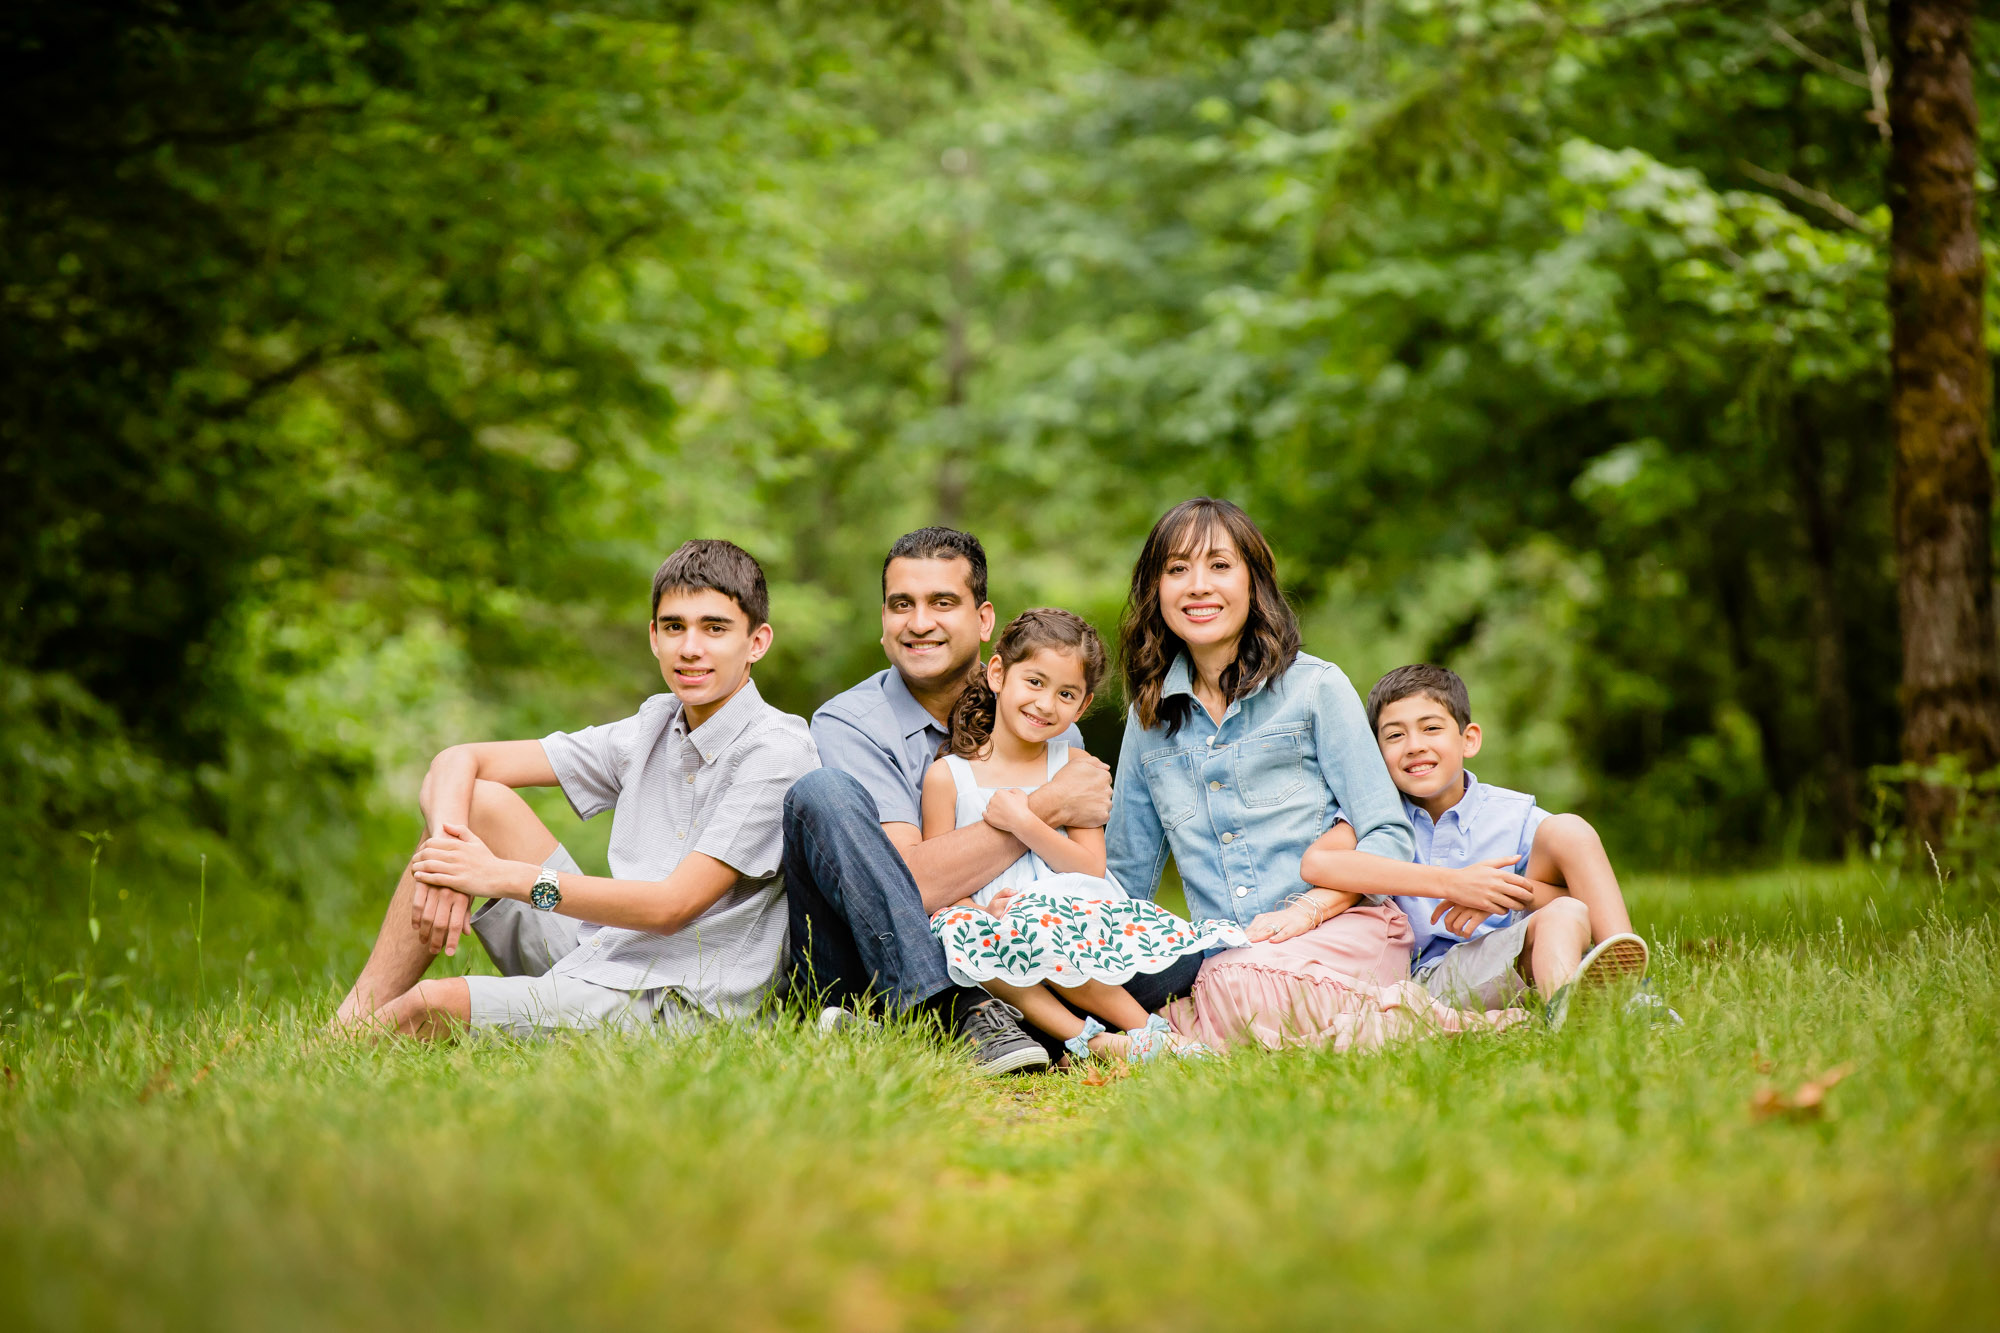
[529,866,563,912]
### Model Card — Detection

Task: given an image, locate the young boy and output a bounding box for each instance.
[1300,664,1667,1027]
[330,539,818,1039]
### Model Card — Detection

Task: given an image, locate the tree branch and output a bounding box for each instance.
[1849,0,1892,142]
[1767,20,1874,87]
[198,337,378,421]
[1735,159,1883,237]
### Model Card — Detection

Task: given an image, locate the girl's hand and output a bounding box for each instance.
[983,788,1035,835]
[983,886,1020,917]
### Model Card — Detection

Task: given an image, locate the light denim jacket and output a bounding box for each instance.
[1106,651,1415,927]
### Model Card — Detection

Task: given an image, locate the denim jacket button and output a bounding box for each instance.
[1234,885,1248,897]
[1208,780,1222,791]
[1221,831,1234,844]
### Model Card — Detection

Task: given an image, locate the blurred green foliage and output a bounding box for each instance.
[3,0,1997,913]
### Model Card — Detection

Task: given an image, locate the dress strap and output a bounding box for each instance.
[943,752,979,796]
[1045,739,1070,781]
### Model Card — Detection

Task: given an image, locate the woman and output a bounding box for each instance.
[1105,497,1520,1051]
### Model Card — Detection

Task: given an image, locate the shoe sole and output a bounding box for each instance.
[972,1045,1052,1077]
[1566,934,1649,1020]
[1578,934,1649,985]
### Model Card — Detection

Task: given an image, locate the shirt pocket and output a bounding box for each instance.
[1234,727,1308,808]
[1140,749,1200,830]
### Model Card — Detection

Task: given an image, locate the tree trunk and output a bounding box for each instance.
[1790,397,1863,850]
[1887,0,1999,842]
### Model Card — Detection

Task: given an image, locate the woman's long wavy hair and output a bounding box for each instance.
[1119,497,1300,737]
[946,608,1107,759]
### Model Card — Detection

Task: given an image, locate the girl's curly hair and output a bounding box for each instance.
[945,608,1107,759]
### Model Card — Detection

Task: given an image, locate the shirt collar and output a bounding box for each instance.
[1158,651,1278,708]
[673,676,765,763]
[1405,769,1480,828]
[883,666,948,739]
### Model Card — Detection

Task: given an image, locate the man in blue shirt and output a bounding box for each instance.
[784,528,1196,1072]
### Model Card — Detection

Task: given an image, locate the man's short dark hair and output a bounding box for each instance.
[881,526,988,604]
[651,539,770,626]
[1367,664,1472,733]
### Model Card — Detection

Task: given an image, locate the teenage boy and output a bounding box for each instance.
[1300,664,1664,1026]
[330,540,818,1039]
[785,527,1191,1074]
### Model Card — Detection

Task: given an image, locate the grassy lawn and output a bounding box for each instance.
[2,862,1996,1330]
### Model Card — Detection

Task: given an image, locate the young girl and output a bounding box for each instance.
[923,608,1245,1063]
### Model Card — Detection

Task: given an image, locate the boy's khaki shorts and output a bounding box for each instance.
[463,844,706,1038]
[1414,915,1533,1010]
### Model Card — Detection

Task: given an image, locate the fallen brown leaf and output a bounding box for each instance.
[139,1059,177,1104]
[1752,1062,1854,1122]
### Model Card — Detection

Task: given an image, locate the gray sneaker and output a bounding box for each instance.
[959,999,1051,1076]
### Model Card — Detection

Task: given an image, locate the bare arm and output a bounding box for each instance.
[1300,822,1544,914]
[883,820,1025,913]
[890,749,1113,911]
[984,788,1104,876]
[418,740,558,837]
[412,823,740,934]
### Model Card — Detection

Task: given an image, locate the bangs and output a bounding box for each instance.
[1159,506,1231,564]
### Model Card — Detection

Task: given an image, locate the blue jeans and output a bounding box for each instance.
[782,768,1203,1037]
[783,768,972,1015]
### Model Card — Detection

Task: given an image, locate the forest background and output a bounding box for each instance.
[5,0,1998,960]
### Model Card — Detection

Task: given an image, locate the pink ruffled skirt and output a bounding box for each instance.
[1163,902,1527,1053]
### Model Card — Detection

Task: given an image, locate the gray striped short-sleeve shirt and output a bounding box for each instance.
[539,678,818,1017]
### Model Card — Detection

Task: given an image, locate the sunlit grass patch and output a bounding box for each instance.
[1,867,1996,1330]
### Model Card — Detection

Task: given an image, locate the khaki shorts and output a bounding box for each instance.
[1414,914,1533,1010]
[464,845,706,1039]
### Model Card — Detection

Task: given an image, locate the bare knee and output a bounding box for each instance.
[465,780,558,863]
[467,778,528,832]
[1535,812,1601,856]
[1542,896,1591,931]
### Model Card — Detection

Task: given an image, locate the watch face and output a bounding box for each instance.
[530,876,561,911]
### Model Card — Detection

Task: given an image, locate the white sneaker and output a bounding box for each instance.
[1548,933,1649,1031]
[1625,982,1683,1027]
[816,1005,877,1034]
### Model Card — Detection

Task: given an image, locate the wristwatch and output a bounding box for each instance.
[529,866,563,912]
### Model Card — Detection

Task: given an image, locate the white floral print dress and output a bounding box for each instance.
[929,742,1249,988]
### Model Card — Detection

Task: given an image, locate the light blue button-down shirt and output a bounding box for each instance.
[1395,770,1549,968]
[1105,651,1415,927]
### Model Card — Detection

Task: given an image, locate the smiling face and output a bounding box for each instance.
[988,646,1092,749]
[649,587,772,726]
[1373,692,1483,806]
[881,555,995,693]
[1157,525,1252,652]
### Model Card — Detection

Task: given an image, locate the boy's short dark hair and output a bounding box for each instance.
[651,539,770,626]
[881,526,988,604]
[1367,664,1472,733]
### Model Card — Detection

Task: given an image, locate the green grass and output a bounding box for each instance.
[2,861,1997,1330]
